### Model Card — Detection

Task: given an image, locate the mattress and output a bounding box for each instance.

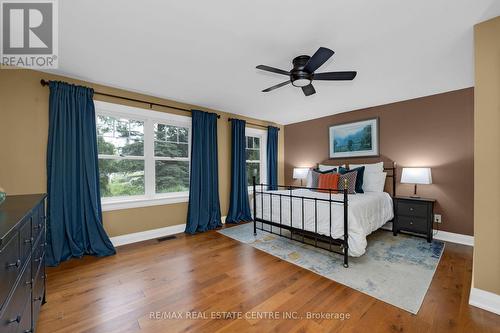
[252,189,394,257]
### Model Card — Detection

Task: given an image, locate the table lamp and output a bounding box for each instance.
[400,167,432,198]
[293,168,309,186]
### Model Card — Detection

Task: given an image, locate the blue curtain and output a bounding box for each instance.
[185,110,222,233]
[267,126,279,190]
[226,119,252,223]
[46,81,115,267]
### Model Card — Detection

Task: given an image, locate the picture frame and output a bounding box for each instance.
[329,118,379,158]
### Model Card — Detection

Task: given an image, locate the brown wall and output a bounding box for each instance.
[284,88,474,236]
[473,16,500,295]
[0,69,285,237]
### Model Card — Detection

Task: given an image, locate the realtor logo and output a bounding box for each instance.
[1,0,58,68]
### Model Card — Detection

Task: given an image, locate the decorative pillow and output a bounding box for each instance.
[310,168,336,188]
[339,166,365,193]
[349,162,383,173]
[363,172,387,192]
[305,169,314,187]
[318,164,344,172]
[317,173,340,193]
[338,170,357,194]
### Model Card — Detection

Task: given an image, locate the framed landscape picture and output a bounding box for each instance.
[329,118,379,158]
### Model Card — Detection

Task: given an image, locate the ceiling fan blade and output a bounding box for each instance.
[302,84,316,96]
[262,80,291,92]
[314,71,357,80]
[303,47,335,73]
[256,65,290,76]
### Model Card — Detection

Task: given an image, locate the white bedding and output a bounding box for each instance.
[252,189,394,257]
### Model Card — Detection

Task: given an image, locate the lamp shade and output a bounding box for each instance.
[401,167,432,185]
[293,167,309,180]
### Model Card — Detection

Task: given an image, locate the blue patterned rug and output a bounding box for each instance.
[218,223,444,314]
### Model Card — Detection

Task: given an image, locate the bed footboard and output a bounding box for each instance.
[252,177,350,268]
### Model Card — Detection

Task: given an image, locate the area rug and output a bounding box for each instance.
[218,223,444,314]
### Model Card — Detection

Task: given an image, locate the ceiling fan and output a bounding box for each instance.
[256,47,357,96]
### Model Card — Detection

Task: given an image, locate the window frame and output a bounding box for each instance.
[95,101,191,211]
[245,127,267,192]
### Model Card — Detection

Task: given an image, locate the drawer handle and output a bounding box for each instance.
[7,314,21,324]
[24,237,34,244]
[409,207,414,211]
[34,256,43,263]
[34,296,42,302]
[25,279,33,286]
[410,221,414,225]
[34,223,42,230]
[24,330,33,333]
[6,259,21,269]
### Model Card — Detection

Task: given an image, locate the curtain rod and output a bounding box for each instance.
[40,79,221,119]
[228,117,280,131]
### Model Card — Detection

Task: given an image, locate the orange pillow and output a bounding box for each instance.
[317,173,339,193]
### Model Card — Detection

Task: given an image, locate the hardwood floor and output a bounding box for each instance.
[38,226,499,333]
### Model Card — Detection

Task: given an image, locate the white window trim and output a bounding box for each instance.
[95,101,191,211]
[245,127,267,193]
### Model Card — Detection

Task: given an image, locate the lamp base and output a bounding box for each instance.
[411,184,420,198]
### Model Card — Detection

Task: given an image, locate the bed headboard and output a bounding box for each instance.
[317,160,397,197]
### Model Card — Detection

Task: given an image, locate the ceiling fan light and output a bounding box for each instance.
[292,78,311,87]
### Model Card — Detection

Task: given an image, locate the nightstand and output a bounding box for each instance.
[393,196,435,242]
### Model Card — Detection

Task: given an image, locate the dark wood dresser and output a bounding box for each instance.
[0,194,47,333]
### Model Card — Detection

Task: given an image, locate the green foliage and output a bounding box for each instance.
[246,162,260,186]
[155,161,189,193]
[245,136,262,186]
[97,115,190,197]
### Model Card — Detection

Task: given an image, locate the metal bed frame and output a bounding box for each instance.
[252,163,396,268]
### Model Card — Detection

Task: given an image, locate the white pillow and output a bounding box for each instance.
[306,169,313,187]
[318,164,344,172]
[349,162,384,173]
[363,172,387,192]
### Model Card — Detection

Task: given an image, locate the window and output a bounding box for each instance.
[154,124,189,193]
[95,101,191,211]
[245,127,267,188]
[97,115,146,197]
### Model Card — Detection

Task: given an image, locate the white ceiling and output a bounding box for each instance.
[49,0,500,124]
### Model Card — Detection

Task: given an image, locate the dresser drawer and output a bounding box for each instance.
[0,233,21,310]
[0,262,31,333]
[19,217,33,268]
[396,201,428,217]
[31,204,45,239]
[397,216,428,234]
[17,299,32,333]
[33,259,45,329]
[32,229,46,275]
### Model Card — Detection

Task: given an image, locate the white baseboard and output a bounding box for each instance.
[109,221,473,248]
[469,287,500,315]
[110,224,185,247]
[433,229,474,246]
[382,222,474,247]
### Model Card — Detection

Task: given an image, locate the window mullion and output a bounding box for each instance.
[144,119,155,198]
